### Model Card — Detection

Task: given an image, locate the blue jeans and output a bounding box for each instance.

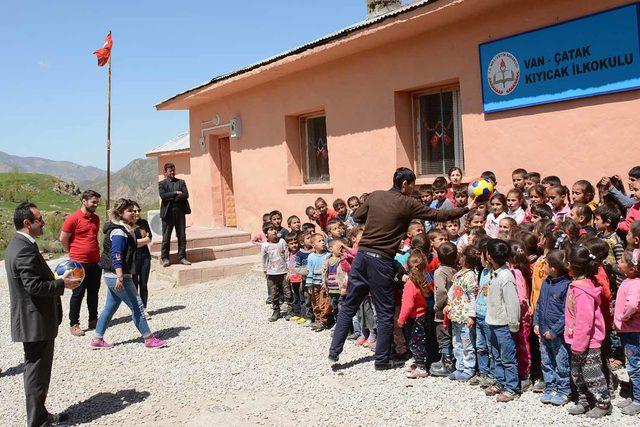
[95,276,151,340]
[452,322,476,375]
[539,335,571,396]
[476,316,494,376]
[620,332,640,403]
[329,251,396,365]
[489,325,519,392]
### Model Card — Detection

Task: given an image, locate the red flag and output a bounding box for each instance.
[93,32,112,66]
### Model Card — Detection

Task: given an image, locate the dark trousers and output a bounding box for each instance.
[268,274,292,311]
[329,252,396,365]
[291,282,302,315]
[23,340,55,427]
[409,307,439,369]
[161,209,186,260]
[133,255,151,308]
[435,321,453,355]
[68,262,101,326]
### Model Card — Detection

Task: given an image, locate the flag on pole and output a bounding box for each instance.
[93,32,113,66]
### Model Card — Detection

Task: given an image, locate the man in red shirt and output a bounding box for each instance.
[59,190,102,336]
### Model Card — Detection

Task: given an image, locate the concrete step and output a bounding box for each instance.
[151,241,259,263]
[151,254,261,286]
[149,228,251,252]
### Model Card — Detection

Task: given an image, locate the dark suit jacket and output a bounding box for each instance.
[4,233,64,342]
[159,178,191,219]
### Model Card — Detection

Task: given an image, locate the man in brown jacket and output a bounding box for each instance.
[329,167,473,370]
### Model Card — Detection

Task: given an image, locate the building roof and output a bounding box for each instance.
[146,131,190,157]
[156,0,436,109]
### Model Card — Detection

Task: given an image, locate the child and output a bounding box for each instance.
[400,220,425,253]
[564,244,611,418]
[483,239,521,402]
[498,217,517,240]
[430,177,455,210]
[506,188,526,224]
[457,209,486,251]
[260,222,293,322]
[530,204,552,224]
[618,166,640,233]
[294,232,313,326]
[572,180,597,211]
[251,212,273,245]
[524,172,541,193]
[430,242,458,377]
[614,249,640,415]
[314,197,337,232]
[287,215,302,233]
[323,240,344,323]
[444,218,461,244]
[482,171,498,189]
[445,245,481,382]
[474,238,496,388]
[325,219,345,242]
[333,198,355,229]
[533,249,571,406]
[270,210,289,240]
[453,185,469,230]
[305,233,331,331]
[569,203,595,236]
[547,185,571,222]
[542,175,562,189]
[285,232,303,321]
[347,195,361,213]
[301,222,316,234]
[594,204,624,275]
[418,184,433,206]
[427,229,448,271]
[485,193,508,238]
[399,251,439,379]
[512,168,527,191]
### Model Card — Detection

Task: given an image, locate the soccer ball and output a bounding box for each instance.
[468,178,494,203]
[54,259,85,285]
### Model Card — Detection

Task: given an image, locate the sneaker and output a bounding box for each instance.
[621,401,640,416]
[144,310,152,320]
[70,324,85,337]
[549,393,570,406]
[161,258,170,267]
[585,405,612,418]
[374,360,405,371]
[283,312,293,321]
[347,332,359,340]
[365,339,376,348]
[540,391,555,404]
[178,258,191,265]
[265,298,272,305]
[566,403,589,415]
[485,384,503,396]
[297,317,308,325]
[520,378,532,392]
[355,336,367,345]
[479,375,496,389]
[405,363,418,373]
[303,319,312,327]
[496,390,517,402]
[144,334,167,349]
[269,310,280,322]
[532,380,545,393]
[406,366,429,379]
[289,316,300,322]
[314,324,327,332]
[89,338,113,349]
[456,372,474,382]
[618,398,633,409]
[448,370,462,380]
[48,412,70,423]
[468,374,480,386]
[87,319,97,330]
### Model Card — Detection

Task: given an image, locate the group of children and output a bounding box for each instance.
[255,165,640,419]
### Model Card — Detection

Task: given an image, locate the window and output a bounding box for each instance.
[415,89,464,176]
[300,114,329,183]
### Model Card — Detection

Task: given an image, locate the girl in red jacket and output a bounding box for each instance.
[399,251,438,379]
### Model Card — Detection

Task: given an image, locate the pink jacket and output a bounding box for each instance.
[618,201,640,233]
[564,278,605,352]
[614,278,640,333]
[511,267,531,321]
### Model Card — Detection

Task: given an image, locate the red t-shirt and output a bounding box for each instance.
[61,209,101,263]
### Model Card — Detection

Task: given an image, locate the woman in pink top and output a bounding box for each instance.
[564,245,610,418]
[614,249,640,415]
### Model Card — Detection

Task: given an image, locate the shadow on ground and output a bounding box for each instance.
[331,355,375,371]
[107,305,186,327]
[65,388,150,425]
[0,363,24,377]
[114,326,191,346]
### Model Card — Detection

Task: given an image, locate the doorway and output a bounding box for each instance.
[217,137,237,227]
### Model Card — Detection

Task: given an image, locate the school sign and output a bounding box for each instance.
[479,3,640,113]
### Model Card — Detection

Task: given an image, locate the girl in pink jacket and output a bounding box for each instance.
[614,249,640,416]
[564,244,611,418]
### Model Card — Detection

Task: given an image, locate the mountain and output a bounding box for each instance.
[83,157,159,208]
[0,151,105,182]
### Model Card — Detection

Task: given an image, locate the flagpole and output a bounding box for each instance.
[106,30,112,215]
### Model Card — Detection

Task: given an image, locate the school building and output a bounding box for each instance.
[151,0,640,233]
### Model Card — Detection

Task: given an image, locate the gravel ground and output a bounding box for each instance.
[0,266,631,426]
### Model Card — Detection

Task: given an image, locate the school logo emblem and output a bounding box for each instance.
[487,52,520,96]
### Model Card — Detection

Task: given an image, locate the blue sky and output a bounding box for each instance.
[0,1,389,170]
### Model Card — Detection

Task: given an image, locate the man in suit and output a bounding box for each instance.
[159,162,191,267]
[5,202,81,427]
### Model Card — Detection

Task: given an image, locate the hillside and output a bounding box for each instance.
[83,157,159,208]
[0,150,105,182]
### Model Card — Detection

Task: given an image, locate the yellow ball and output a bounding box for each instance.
[468,178,494,202]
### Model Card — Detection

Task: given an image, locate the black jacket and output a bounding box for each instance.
[159,178,191,219]
[4,233,64,342]
[98,222,136,274]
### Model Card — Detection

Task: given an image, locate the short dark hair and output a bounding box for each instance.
[14,201,38,230]
[512,168,527,177]
[571,202,593,225]
[301,222,316,232]
[485,238,511,266]
[262,221,276,234]
[269,210,282,219]
[286,215,300,226]
[531,203,552,220]
[81,190,101,201]
[462,245,482,270]
[285,232,298,243]
[524,172,541,183]
[437,242,458,267]
[332,198,346,210]
[392,167,416,190]
[481,171,497,185]
[452,184,468,197]
[262,213,272,223]
[629,165,640,180]
[418,184,432,194]
[347,196,360,206]
[432,177,448,191]
[546,249,568,275]
[163,162,175,171]
[541,175,561,187]
[594,203,621,229]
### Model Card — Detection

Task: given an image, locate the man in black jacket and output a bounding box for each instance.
[159,162,191,266]
[5,202,81,426]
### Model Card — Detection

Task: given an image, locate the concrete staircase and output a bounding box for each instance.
[150,226,260,286]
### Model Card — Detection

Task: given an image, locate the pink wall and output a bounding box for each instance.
[170,0,640,232]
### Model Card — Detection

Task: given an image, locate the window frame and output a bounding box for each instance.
[299,112,329,184]
[412,86,464,177]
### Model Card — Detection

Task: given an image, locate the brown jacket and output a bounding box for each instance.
[355,189,468,259]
